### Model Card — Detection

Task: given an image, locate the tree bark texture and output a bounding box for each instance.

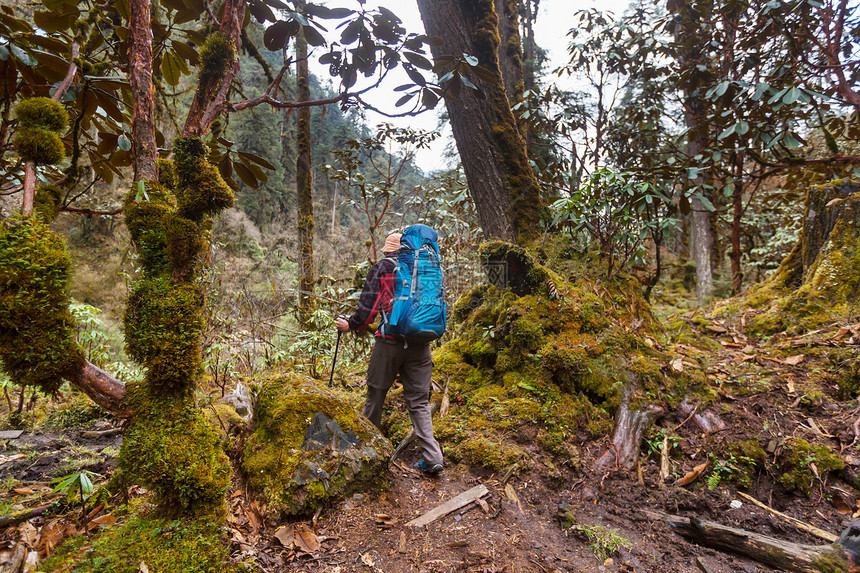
[652,511,859,573]
[417,0,542,245]
[128,0,158,182]
[183,0,245,137]
[296,6,315,325]
[671,0,715,305]
[66,359,132,418]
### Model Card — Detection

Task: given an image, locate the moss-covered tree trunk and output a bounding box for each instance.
[296,7,315,325]
[417,0,542,245]
[745,179,860,334]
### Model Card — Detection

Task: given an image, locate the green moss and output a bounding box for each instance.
[15,97,68,131]
[41,512,234,572]
[174,138,235,221]
[828,348,860,398]
[123,181,177,272]
[34,184,63,223]
[14,127,65,164]
[124,277,204,393]
[452,284,492,323]
[777,438,844,495]
[158,157,178,191]
[203,402,245,443]
[242,372,390,518]
[198,32,234,83]
[120,384,230,514]
[0,217,82,392]
[164,214,206,276]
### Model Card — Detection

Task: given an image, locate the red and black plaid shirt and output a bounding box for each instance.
[347,257,397,338]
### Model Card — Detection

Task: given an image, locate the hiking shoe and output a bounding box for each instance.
[413,459,443,476]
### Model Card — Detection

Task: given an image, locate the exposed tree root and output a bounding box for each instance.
[595,379,663,472]
[645,510,860,573]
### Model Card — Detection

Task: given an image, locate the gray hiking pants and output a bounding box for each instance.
[362,339,443,466]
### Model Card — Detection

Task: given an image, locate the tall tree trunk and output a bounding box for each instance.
[296,5,314,325]
[730,152,743,295]
[671,0,714,305]
[495,0,524,109]
[129,0,158,183]
[417,0,542,245]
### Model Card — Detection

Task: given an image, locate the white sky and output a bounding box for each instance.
[353,0,632,172]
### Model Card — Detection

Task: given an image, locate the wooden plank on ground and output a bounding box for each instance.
[0,430,23,440]
[406,485,489,528]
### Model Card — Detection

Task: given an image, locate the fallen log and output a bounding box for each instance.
[66,359,132,418]
[645,510,860,573]
[406,485,489,527]
[595,377,663,471]
[0,503,52,529]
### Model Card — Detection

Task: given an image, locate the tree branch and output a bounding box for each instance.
[60,205,124,216]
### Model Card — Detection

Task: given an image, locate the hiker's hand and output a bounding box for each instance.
[336,317,350,332]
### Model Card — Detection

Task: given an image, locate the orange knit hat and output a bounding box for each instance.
[382,233,402,254]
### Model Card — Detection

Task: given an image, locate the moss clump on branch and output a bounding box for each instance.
[0,217,82,392]
[15,97,68,131]
[174,137,234,220]
[14,98,68,166]
[198,31,234,83]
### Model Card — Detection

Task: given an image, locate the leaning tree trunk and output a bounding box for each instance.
[417,0,542,245]
[295,6,315,326]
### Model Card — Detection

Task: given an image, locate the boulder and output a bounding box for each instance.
[242,372,391,519]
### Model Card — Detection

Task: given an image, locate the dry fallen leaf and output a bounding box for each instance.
[139,561,150,573]
[504,483,524,513]
[375,513,396,526]
[38,520,65,554]
[273,525,294,547]
[294,528,320,554]
[245,504,262,531]
[18,522,39,549]
[12,487,34,495]
[398,531,407,553]
[706,325,728,333]
[87,514,117,530]
[476,498,490,513]
[831,493,853,515]
[784,354,805,366]
[670,358,684,373]
[676,461,709,487]
[360,552,376,567]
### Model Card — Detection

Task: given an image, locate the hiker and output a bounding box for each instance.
[335,230,445,476]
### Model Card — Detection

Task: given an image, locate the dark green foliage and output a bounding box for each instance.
[123,182,177,273]
[14,127,65,164]
[15,97,68,131]
[198,32,234,83]
[0,217,82,392]
[34,184,64,223]
[124,278,203,393]
[120,385,230,513]
[174,138,235,220]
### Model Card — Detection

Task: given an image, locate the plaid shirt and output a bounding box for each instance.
[347,257,397,338]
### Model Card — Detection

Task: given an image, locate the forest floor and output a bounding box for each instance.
[1,310,859,573]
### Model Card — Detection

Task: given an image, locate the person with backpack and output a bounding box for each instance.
[335,226,446,476]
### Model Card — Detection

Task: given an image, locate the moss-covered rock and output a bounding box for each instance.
[243,372,391,519]
[41,510,234,572]
[120,384,230,514]
[0,217,81,392]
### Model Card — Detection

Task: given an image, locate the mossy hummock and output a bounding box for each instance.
[13,97,69,166]
[243,372,391,518]
[431,240,696,472]
[0,217,82,392]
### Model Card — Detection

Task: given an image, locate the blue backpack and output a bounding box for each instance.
[381,224,447,344]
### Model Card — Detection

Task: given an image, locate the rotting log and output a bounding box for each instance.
[645,510,860,573]
[66,360,131,418]
[595,378,663,472]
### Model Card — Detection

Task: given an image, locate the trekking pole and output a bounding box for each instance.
[328,319,344,388]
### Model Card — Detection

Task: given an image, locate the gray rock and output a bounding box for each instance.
[218,382,253,420]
